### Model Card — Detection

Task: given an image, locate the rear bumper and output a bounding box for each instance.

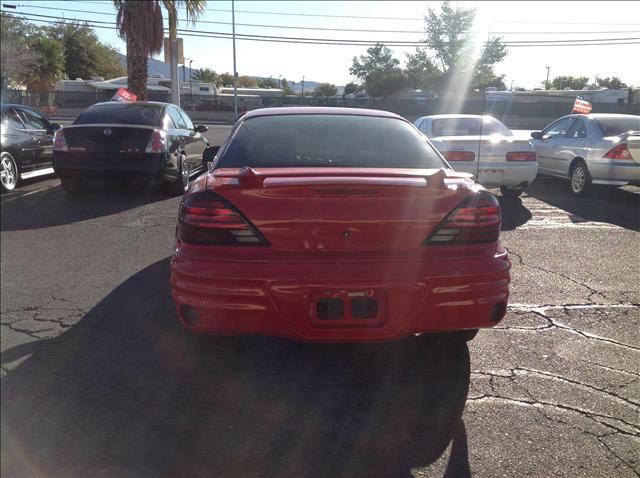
[53,152,167,180]
[170,244,511,343]
[455,162,538,189]
[588,160,640,184]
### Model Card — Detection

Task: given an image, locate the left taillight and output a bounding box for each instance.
[506,151,536,162]
[145,129,166,153]
[425,190,501,245]
[603,143,632,160]
[53,129,68,152]
[177,191,268,246]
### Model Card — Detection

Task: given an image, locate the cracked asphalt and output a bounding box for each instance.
[1,162,639,477]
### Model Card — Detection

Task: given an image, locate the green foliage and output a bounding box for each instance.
[550,76,590,90]
[313,83,338,97]
[404,48,441,90]
[514,86,526,92]
[47,22,124,81]
[192,68,219,84]
[258,78,278,88]
[22,35,66,89]
[281,78,295,95]
[350,43,406,98]
[343,82,361,96]
[0,15,40,89]
[219,72,234,86]
[597,76,628,89]
[238,76,258,87]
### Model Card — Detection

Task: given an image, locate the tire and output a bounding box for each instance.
[60,176,86,195]
[169,154,189,195]
[569,161,592,196]
[500,186,523,198]
[0,152,19,193]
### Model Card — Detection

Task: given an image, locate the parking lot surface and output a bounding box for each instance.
[1,163,639,475]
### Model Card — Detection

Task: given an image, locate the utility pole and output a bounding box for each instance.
[189,59,193,105]
[232,0,238,119]
[545,66,550,90]
[301,75,305,98]
[169,9,180,106]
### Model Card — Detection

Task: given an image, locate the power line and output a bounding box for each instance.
[11,4,640,36]
[3,11,640,48]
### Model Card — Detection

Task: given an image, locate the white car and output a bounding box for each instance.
[414,114,538,197]
[530,114,640,195]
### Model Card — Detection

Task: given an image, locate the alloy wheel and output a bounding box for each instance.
[571,166,586,194]
[1,155,18,191]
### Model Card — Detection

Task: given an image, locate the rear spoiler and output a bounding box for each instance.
[60,123,158,131]
[619,130,640,140]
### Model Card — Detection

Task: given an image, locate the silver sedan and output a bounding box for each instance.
[530,113,640,195]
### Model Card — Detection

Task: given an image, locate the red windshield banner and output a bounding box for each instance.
[572,97,592,114]
[112,88,137,102]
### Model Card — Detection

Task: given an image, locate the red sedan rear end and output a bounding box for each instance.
[170,108,510,343]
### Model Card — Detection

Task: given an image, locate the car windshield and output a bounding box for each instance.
[595,116,640,136]
[73,104,163,126]
[431,117,513,137]
[218,114,445,169]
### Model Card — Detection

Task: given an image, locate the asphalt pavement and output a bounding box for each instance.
[1,150,639,476]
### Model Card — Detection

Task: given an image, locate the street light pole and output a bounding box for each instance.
[232,0,238,120]
[189,59,193,105]
[545,66,550,90]
[301,75,305,99]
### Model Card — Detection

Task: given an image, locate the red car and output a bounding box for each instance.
[170,108,510,343]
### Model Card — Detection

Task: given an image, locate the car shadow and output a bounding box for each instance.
[2,258,472,478]
[527,176,640,231]
[1,180,178,232]
[498,195,533,231]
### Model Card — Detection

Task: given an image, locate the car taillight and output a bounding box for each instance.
[506,151,536,162]
[177,192,267,246]
[603,143,632,160]
[53,129,68,152]
[425,190,501,244]
[145,129,166,153]
[442,150,475,161]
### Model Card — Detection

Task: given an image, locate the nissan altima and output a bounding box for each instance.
[170,107,511,344]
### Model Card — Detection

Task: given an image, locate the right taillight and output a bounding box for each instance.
[177,192,267,246]
[53,129,69,152]
[506,151,536,162]
[603,144,632,160]
[425,191,501,245]
[442,150,475,161]
[145,129,166,153]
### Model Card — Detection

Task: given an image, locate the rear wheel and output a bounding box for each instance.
[0,152,19,193]
[60,177,86,195]
[169,154,189,195]
[570,161,592,196]
[500,186,523,198]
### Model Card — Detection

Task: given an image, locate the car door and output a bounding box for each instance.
[556,118,588,177]
[534,117,576,175]
[176,107,208,171]
[14,107,55,169]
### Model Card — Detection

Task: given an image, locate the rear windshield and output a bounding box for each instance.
[218,114,445,169]
[595,116,640,137]
[74,104,163,126]
[431,117,512,137]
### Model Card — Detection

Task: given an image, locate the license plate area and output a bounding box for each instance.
[477,169,504,183]
[311,289,386,328]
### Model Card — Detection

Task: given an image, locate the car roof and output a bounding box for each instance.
[241,107,405,121]
[1,103,38,111]
[570,113,638,119]
[415,114,499,121]
[89,101,169,109]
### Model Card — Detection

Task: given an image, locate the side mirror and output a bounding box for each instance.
[530,131,542,140]
[195,124,208,133]
[203,145,220,166]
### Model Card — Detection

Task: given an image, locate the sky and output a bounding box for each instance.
[3,0,640,89]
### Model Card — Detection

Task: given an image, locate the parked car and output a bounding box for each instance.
[1,104,60,193]
[171,107,511,345]
[414,114,538,197]
[52,101,210,194]
[530,113,640,195]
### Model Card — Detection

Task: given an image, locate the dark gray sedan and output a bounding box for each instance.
[530,113,640,195]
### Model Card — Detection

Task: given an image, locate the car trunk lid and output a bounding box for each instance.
[62,125,154,157]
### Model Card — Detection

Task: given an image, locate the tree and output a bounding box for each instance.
[112,0,206,100]
[350,43,406,98]
[422,1,507,91]
[47,22,124,81]
[22,35,66,91]
[281,78,295,95]
[238,76,258,87]
[258,78,278,88]
[219,72,234,86]
[192,68,219,84]
[0,15,40,92]
[404,48,441,90]
[343,82,361,96]
[597,76,628,89]
[313,83,338,97]
[550,76,589,90]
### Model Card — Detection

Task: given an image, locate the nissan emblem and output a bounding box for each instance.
[103,128,112,136]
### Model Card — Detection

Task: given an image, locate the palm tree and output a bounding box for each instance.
[192,67,219,85]
[113,0,206,101]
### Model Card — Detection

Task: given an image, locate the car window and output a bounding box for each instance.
[168,107,188,129]
[15,107,49,131]
[565,119,587,139]
[2,108,26,130]
[218,114,446,169]
[542,117,575,139]
[74,104,163,126]
[177,108,194,130]
[430,117,512,137]
[595,116,640,137]
[163,113,176,130]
